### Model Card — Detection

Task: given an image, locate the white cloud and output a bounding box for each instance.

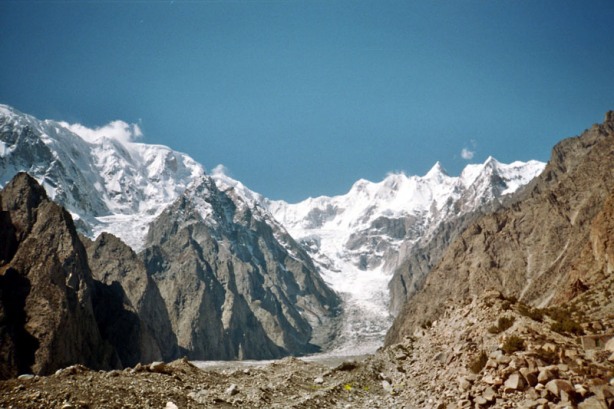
[461,148,475,160]
[59,120,143,145]
[211,164,230,176]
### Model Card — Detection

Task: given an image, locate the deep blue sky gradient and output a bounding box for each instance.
[1,1,614,201]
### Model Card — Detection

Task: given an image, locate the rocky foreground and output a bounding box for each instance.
[2,289,613,409]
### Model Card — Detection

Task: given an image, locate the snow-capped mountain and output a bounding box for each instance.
[212,158,545,354]
[267,158,544,272]
[0,104,203,250]
[0,105,341,359]
[0,104,545,355]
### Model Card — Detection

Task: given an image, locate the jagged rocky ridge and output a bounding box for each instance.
[142,176,340,359]
[0,104,546,362]
[0,104,204,251]
[387,111,614,344]
[0,173,117,378]
[0,172,340,379]
[0,104,342,365]
[83,232,180,365]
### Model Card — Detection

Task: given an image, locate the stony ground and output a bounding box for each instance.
[2,289,613,409]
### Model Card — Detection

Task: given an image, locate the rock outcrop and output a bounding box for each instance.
[2,288,612,408]
[84,233,179,365]
[387,112,614,344]
[143,176,341,360]
[0,173,116,378]
[0,174,182,378]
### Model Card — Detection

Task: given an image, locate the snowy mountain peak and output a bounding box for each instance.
[425,161,448,179]
[0,105,204,250]
[0,104,547,355]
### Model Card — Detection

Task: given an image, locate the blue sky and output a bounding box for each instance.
[1,1,614,202]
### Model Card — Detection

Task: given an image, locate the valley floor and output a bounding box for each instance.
[2,289,613,409]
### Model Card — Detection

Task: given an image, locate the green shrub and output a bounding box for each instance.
[518,304,544,322]
[468,350,488,374]
[550,318,583,335]
[533,348,558,364]
[545,306,584,335]
[502,335,525,354]
[545,307,567,322]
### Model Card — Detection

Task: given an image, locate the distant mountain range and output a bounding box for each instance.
[0,104,544,375]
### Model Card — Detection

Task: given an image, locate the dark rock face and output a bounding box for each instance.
[386,112,614,344]
[0,174,182,378]
[143,176,340,360]
[0,172,340,373]
[85,233,179,366]
[0,173,116,378]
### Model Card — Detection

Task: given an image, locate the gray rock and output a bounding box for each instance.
[482,387,496,402]
[17,374,34,380]
[85,232,179,364]
[143,177,341,360]
[458,377,471,391]
[188,390,208,404]
[226,384,239,396]
[314,377,324,385]
[149,361,169,374]
[382,380,394,395]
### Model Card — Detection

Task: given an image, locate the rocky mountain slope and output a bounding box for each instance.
[1,288,612,408]
[0,173,116,378]
[0,105,341,361]
[142,175,340,359]
[213,158,545,353]
[387,111,614,344]
[84,232,180,365]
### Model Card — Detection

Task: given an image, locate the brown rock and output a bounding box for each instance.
[386,113,614,344]
[482,387,496,402]
[578,396,608,409]
[503,372,526,392]
[0,173,116,378]
[520,367,539,387]
[545,379,574,399]
[537,369,555,384]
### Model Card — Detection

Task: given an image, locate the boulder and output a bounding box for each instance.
[545,379,574,399]
[537,368,555,384]
[520,367,539,387]
[503,372,526,392]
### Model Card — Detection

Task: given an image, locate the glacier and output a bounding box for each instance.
[0,104,546,354]
[212,158,545,354]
